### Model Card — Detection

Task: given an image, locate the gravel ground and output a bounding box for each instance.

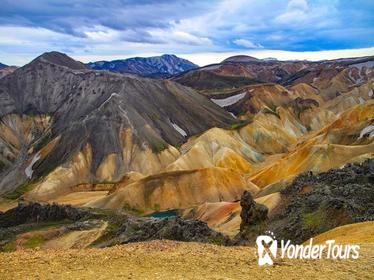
[0,240,373,280]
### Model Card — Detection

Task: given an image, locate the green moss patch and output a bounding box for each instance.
[150,141,168,154]
[208,238,225,246]
[302,208,327,231]
[148,112,161,121]
[122,203,144,216]
[23,235,46,249]
[3,182,35,200]
[2,241,17,252]
[230,120,249,130]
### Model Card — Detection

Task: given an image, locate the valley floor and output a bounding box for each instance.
[1,240,373,280]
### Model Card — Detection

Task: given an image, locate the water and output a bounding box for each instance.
[147,209,178,219]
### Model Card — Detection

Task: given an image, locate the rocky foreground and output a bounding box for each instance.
[1,240,373,280]
[269,159,374,243]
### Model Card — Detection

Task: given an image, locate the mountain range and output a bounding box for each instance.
[87,54,198,78]
[0,51,373,255]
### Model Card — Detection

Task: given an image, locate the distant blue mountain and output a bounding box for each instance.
[87,54,198,78]
[0,62,8,69]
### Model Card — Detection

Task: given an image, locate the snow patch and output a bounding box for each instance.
[369,89,373,97]
[358,97,365,104]
[170,121,187,137]
[229,112,237,118]
[25,152,41,179]
[101,92,120,107]
[211,141,220,154]
[211,92,247,107]
[359,125,374,139]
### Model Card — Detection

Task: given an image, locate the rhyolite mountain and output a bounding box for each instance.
[0,51,235,196]
[87,54,198,78]
[172,54,374,118]
[173,54,374,94]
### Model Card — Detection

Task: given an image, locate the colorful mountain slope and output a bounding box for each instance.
[0,52,235,199]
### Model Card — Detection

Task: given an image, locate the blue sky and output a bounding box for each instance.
[0,0,373,65]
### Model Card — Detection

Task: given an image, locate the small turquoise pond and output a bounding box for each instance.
[146,210,178,219]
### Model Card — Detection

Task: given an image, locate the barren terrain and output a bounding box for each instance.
[1,240,373,280]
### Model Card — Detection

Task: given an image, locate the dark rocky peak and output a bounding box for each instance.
[30,51,88,70]
[222,55,261,63]
[0,62,8,69]
[161,54,177,58]
[87,54,198,78]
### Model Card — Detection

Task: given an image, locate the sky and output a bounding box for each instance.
[0,0,373,66]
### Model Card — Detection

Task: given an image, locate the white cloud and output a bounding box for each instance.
[266,33,285,42]
[275,0,310,24]
[233,39,263,49]
[288,0,308,11]
[82,26,122,42]
[274,0,336,27]
[0,0,372,66]
[276,10,305,24]
[170,0,277,41]
[0,26,71,46]
[148,29,212,46]
[177,47,374,66]
[0,25,213,65]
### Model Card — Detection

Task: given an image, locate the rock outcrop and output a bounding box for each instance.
[104,216,229,246]
[239,191,268,230]
[233,191,268,244]
[270,159,374,244]
[0,201,90,228]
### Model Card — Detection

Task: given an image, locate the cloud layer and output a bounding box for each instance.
[0,0,373,65]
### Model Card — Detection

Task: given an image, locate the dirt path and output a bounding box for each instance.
[0,240,373,279]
